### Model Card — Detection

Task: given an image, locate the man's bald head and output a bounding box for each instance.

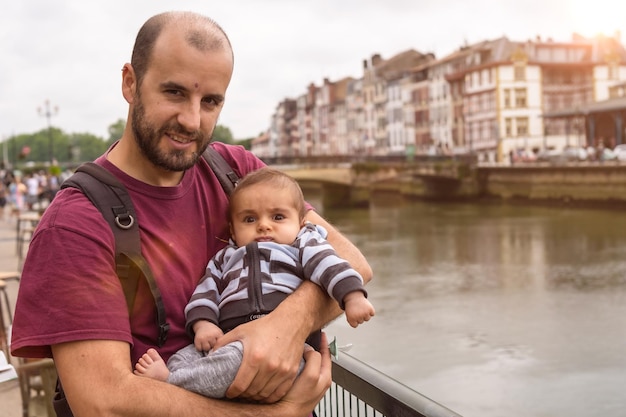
[131,11,233,87]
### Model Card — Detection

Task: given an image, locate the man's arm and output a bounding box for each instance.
[215,211,372,402]
[52,337,330,417]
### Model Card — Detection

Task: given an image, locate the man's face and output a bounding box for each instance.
[130,28,233,171]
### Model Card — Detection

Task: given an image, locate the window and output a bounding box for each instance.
[608,63,618,80]
[516,117,529,136]
[481,120,490,141]
[487,93,495,111]
[394,108,403,123]
[514,64,526,81]
[505,118,512,136]
[504,89,511,108]
[515,88,527,108]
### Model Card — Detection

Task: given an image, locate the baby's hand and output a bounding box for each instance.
[344,292,375,328]
[193,320,224,352]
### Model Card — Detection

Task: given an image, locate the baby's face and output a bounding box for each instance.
[230,184,303,247]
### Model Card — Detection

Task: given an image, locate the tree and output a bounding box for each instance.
[237,137,254,150]
[8,129,60,164]
[68,132,109,162]
[106,119,126,147]
[212,125,234,144]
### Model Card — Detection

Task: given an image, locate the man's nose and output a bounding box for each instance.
[177,100,201,132]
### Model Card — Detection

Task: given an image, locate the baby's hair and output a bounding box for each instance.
[229,167,306,220]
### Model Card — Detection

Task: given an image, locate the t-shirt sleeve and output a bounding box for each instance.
[10,187,132,358]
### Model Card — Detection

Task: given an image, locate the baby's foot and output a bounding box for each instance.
[134,348,170,382]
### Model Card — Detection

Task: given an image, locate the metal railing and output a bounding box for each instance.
[315,352,462,417]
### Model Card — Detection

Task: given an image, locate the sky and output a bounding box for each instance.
[1,0,624,141]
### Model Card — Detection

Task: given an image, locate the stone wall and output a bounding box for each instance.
[477,165,626,205]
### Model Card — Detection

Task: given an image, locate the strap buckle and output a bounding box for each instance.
[157,322,170,347]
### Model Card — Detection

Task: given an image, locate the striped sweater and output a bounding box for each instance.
[184,223,367,333]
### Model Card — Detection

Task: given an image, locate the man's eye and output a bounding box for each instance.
[165,90,184,97]
[202,97,221,109]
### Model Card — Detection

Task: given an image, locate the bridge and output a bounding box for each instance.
[274,160,467,207]
[278,164,355,186]
[276,164,366,208]
[274,158,626,208]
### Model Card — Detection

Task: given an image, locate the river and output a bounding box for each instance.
[311,193,626,417]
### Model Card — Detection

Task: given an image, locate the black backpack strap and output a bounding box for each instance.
[203,145,239,194]
[61,163,169,347]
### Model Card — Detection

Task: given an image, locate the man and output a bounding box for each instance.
[11,11,372,417]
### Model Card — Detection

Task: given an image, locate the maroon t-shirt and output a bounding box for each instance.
[11,142,266,365]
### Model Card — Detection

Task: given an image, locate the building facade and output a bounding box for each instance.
[256,32,626,164]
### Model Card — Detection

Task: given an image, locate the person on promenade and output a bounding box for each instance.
[134,167,375,398]
[24,173,40,211]
[8,174,26,215]
[10,11,372,417]
[0,179,7,220]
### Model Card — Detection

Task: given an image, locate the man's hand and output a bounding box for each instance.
[274,332,332,415]
[212,309,308,403]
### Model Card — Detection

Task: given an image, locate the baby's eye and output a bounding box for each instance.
[243,216,256,223]
[273,214,285,221]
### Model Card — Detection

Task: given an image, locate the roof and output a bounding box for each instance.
[332,77,352,101]
[375,49,431,80]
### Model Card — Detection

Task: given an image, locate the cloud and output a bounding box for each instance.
[1,0,624,141]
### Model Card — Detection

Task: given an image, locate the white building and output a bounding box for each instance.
[258,33,626,163]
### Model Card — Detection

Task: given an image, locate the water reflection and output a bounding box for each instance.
[314,194,626,417]
[338,199,626,292]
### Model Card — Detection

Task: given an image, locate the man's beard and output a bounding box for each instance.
[131,97,212,172]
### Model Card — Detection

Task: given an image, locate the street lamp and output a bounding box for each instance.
[38,99,59,165]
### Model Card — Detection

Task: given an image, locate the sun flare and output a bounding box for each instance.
[566,0,624,39]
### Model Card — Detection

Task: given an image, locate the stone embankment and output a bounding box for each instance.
[295,161,626,209]
[475,164,626,207]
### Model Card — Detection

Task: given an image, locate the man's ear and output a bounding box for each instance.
[121,63,137,104]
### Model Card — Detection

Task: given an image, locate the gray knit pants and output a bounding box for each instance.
[166,341,243,398]
[166,341,305,398]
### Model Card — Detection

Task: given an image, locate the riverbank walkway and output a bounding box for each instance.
[0,208,31,417]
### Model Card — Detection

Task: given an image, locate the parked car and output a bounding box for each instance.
[561,146,588,162]
[600,148,617,161]
[511,149,537,163]
[613,144,626,161]
[536,148,561,162]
